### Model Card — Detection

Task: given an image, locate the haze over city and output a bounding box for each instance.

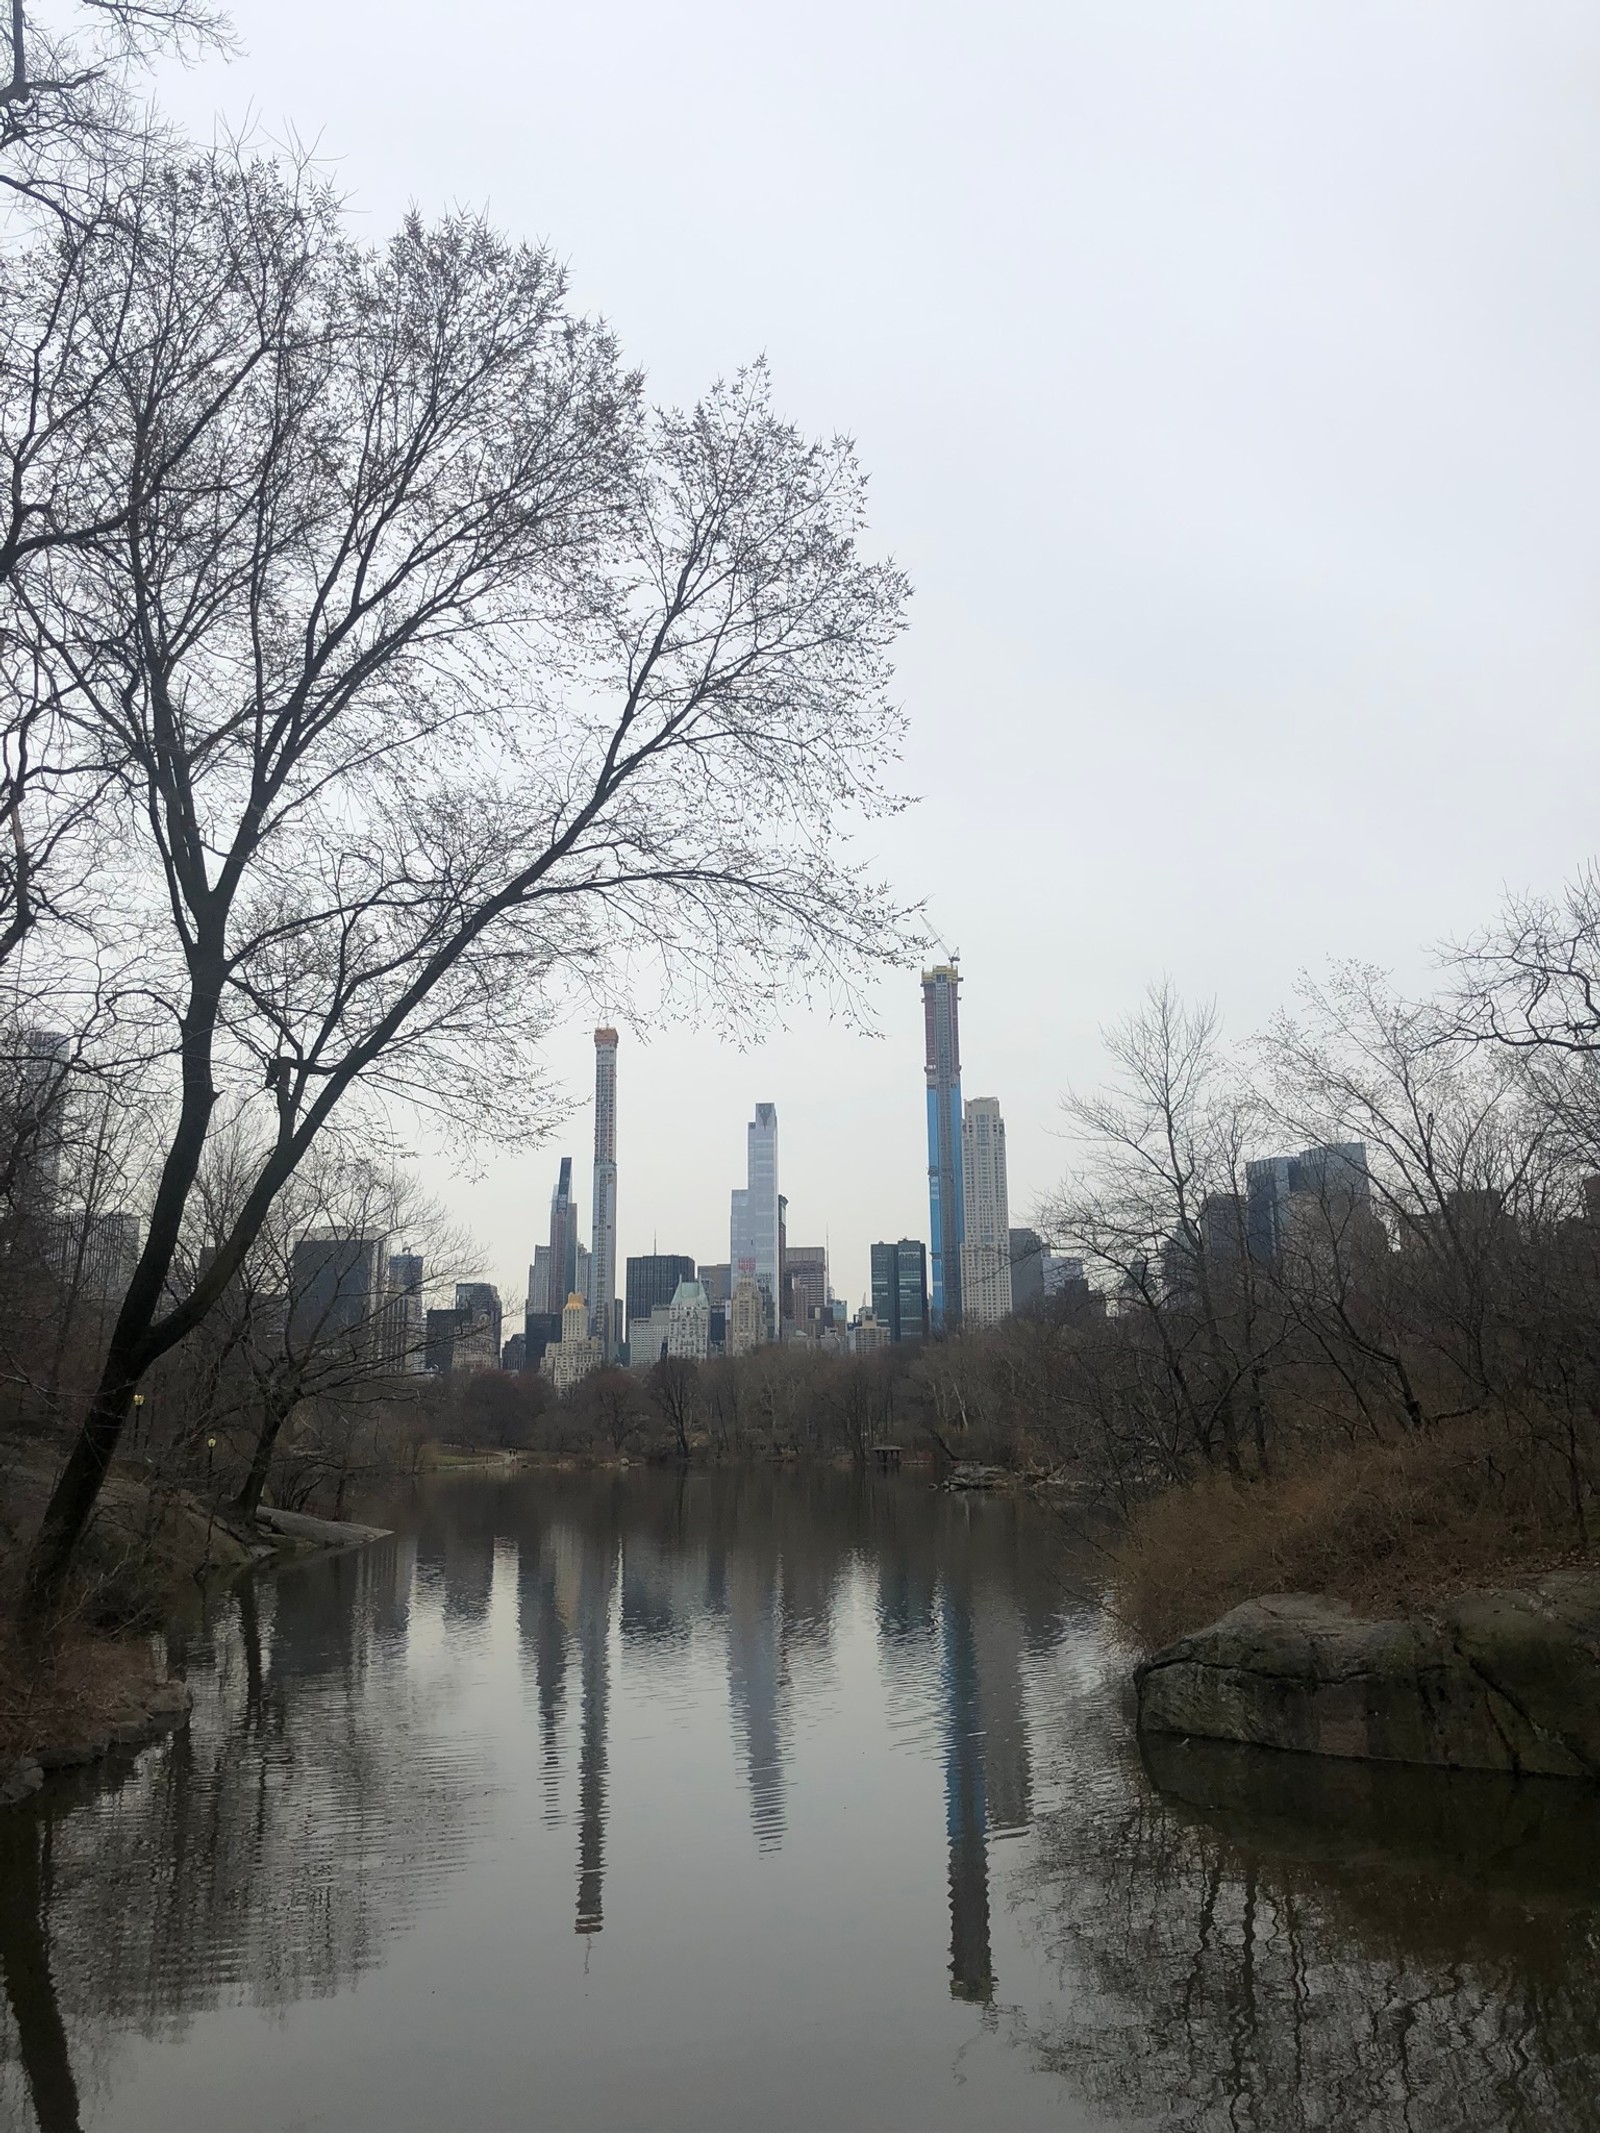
[152,1,1600,1308]
[14,6,1600,2131]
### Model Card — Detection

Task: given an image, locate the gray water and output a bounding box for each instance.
[3,1467,1600,2133]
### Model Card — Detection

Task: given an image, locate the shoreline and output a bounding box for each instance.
[1,1505,394,1808]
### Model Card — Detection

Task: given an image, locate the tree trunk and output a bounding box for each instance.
[21,1360,139,1620]
[234,1392,296,1522]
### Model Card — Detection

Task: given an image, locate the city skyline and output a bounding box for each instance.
[428,972,1038,1324]
[158,2,1600,1368]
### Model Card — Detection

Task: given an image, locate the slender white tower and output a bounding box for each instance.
[959,1096,1013,1327]
[591,1029,619,1356]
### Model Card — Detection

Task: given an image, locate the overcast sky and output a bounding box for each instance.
[160,1,1600,1313]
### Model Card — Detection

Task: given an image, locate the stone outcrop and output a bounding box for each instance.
[0,1675,192,1808]
[0,1756,43,1808]
[1135,1573,1600,1775]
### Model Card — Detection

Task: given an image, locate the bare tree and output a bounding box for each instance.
[1043,983,1275,1477]
[646,1355,698,1463]
[162,1142,466,1519]
[2,0,231,196]
[18,152,915,1611]
[0,152,341,992]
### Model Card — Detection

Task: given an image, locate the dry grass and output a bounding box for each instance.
[1109,1417,1599,1653]
[0,1617,166,1762]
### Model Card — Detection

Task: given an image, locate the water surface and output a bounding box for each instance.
[3,1466,1599,2131]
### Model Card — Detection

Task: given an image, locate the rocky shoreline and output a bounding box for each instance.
[1,1506,392,1810]
[1136,1570,1600,1776]
[0,1674,192,1807]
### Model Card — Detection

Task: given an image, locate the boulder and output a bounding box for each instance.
[0,1756,43,1809]
[1135,1572,1600,1776]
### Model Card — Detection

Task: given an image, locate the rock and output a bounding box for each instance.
[254,1506,392,1548]
[1135,1574,1600,1776]
[34,1742,102,1770]
[0,1756,43,1808]
[29,1677,191,1772]
[944,1463,1009,1492]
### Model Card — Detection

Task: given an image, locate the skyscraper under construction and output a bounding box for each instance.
[923,964,964,1329]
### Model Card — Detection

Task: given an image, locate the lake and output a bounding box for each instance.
[3,1465,1599,2131]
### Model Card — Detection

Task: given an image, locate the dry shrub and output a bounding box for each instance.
[0,1617,165,1761]
[1109,1416,1598,1653]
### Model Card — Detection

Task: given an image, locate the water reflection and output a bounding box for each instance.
[2,1468,1599,2132]
[1019,1703,1600,2131]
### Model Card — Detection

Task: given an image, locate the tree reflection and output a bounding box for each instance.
[0,1812,81,2133]
[1018,1720,1600,2131]
[20,1468,1565,2133]
[0,1538,483,2128]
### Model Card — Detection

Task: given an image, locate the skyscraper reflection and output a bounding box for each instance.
[574,1526,617,1934]
[516,1527,571,1822]
[939,1573,995,2003]
[725,1551,786,1852]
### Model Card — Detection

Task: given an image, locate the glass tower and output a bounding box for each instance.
[731,1103,780,1334]
[923,966,964,1329]
[591,1029,619,1356]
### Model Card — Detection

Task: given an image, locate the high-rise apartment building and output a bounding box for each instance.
[424,1306,462,1374]
[548,1157,579,1308]
[727,1276,766,1357]
[289,1233,383,1354]
[667,1278,711,1361]
[852,1309,892,1352]
[454,1282,502,1370]
[1246,1143,1372,1264]
[1008,1228,1045,1316]
[923,966,964,1328]
[11,1028,69,1206]
[730,1104,780,1334]
[53,1209,140,1305]
[1042,1250,1086,1296]
[960,1098,1012,1327]
[784,1245,828,1336]
[869,1239,929,1342]
[540,1290,604,1393]
[591,1029,618,1356]
[626,1254,696,1348]
[387,1251,426,1372]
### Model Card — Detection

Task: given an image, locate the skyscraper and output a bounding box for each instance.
[453,1281,502,1371]
[871,1239,929,1341]
[529,1244,553,1313]
[591,1029,619,1357]
[960,1098,1012,1326]
[1246,1142,1372,1263]
[667,1278,711,1360]
[387,1251,425,1372]
[727,1276,766,1357]
[730,1103,780,1335]
[625,1254,696,1348]
[783,1245,828,1336]
[548,1156,579,1307]
[923,965,964,1328]
[1008,1228,1045,1316]
[288,1233,383,1354]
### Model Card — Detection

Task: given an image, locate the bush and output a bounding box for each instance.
[1108,1416,1599,1651]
